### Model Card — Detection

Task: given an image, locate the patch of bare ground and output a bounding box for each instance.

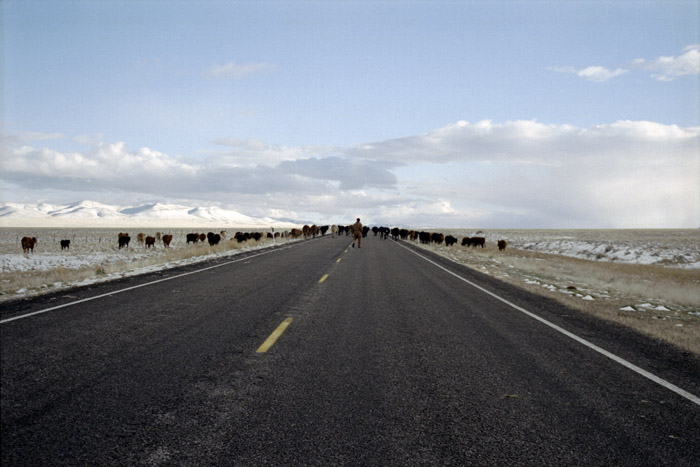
[417,242,700,356]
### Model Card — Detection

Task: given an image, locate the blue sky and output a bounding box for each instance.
[2,0,699,228]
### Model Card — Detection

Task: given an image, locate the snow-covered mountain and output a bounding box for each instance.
[0,201,300,228]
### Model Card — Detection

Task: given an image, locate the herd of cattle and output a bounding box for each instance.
[19,224,507,254]
[363,227,506,251]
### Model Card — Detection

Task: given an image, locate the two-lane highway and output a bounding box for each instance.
[2,234,699,465]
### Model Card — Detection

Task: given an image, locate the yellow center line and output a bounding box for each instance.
[319,274,329,283]
[336,258,342,263]
[257,317,293,353]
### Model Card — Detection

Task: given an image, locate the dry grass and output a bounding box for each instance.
[417,242,700,356]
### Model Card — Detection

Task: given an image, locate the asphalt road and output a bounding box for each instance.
[2,234,699,466]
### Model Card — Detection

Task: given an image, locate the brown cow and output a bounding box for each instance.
[145,236,156,248]
[137,233,146,244]
[498,240,507,251]
[21,236,37,253]
[162,234,173,248]
[199,233,206,243]
[290,228,303,239]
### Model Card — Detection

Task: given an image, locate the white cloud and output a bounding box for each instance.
[210,138,330,166]
[551,45,700,83]
[549,65,628,82]
[2,120,698,228]
[204,61,276,78]
[632,44,700,81]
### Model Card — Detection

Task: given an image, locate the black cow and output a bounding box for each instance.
[431,233,444,244]
[320,225,329,236]
[207,232,221,246]
[391,227,400,240]
[445,235,458,246]
[60,239,70,250]
[471,236,486,248]
[118,235,130,249]
[186,233,200,244]
[419,231,431,244]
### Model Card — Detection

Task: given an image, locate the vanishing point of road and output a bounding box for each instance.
[2,235,699,465]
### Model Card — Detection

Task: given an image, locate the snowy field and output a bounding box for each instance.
[0,227,291,301]
[1,227,698,280]
[439,229,700,269]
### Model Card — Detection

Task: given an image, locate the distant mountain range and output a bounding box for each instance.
[0,201,302,228]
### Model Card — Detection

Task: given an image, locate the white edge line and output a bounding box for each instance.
[396,242,700,407]
[0,243,299,325]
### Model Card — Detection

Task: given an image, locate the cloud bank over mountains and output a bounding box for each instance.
[2,119,698,228]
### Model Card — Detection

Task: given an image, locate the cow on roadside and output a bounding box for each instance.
[498,240,507,251]
[118,233,130,249]
[21,236,37,253]
[137,233,145,245]
[162,234,173,248]
[186,233,199,244]
[60,239,71,250]
[445,235,458,247]
[471,237,486,248]
[207,232,221,246]
[431,233,445,244]
[461,237,472,247]
[419,231,431,244]
[145,236,156,248]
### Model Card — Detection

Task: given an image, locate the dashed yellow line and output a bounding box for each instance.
[257,317,293,353]
[319,274,329,283]
[336,258,342,263]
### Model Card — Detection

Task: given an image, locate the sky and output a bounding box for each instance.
[1,0,699,228]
